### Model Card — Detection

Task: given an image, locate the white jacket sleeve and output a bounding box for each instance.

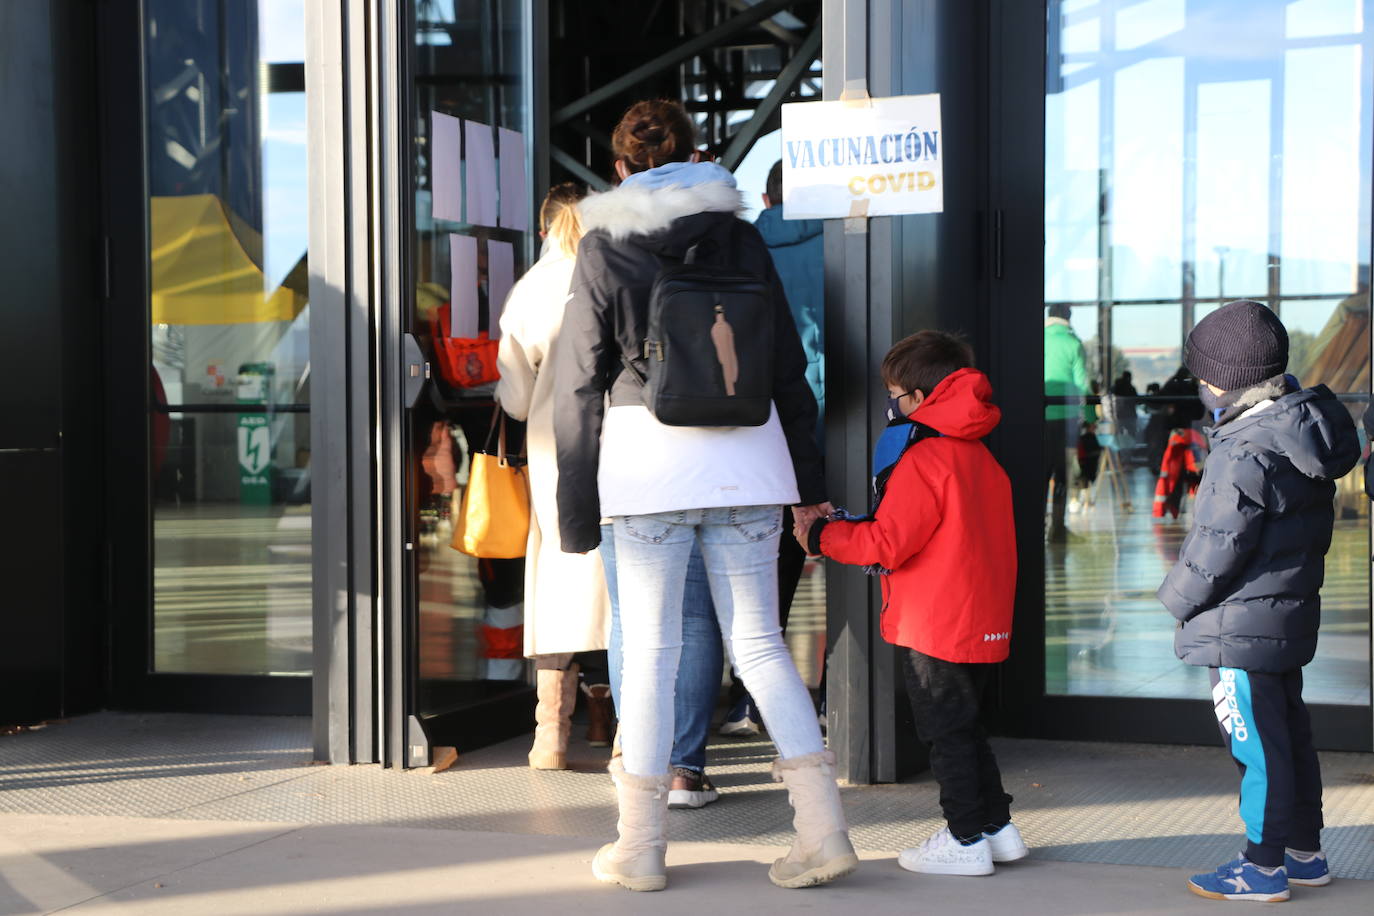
[495,298,536,422]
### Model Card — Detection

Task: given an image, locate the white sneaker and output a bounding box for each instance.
[719,698,761,737]
[667,768,719,809]
[983,822,1029,862]
[898,827,994,876]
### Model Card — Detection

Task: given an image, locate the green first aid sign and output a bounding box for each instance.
[237,414,273,504]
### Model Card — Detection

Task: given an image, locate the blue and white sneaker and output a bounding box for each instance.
[1187,855,1289,902]
[1285,849,1331,887]
[719,697,760,737]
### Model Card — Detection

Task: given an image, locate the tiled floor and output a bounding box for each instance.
[1,712,1372,881]
[153,504,312,676]
[150,456,1370,706]
[1046,466,1372,706]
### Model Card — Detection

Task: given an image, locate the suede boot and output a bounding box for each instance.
[768,750,860,888]
[591,758,670,891]
[583,682,615,747]
[528,664,578,770]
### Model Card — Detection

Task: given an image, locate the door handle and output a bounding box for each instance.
[402,333,428,408]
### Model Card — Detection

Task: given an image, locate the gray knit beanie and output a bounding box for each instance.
[1184,299,1288,391]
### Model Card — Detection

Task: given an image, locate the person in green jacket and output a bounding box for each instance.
[1044,303,1091,541]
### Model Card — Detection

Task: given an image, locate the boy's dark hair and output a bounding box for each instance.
[766,160,783,204]
[881,330,974,396]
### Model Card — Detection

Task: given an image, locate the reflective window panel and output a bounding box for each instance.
[409,0,537,715]
[1043,0,1372,706]
[147,0,312,675]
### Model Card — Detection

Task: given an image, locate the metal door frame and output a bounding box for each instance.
[996,0,1374,753]
[96,0,311,719]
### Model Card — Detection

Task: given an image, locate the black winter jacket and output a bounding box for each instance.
[1158,385,1360,672]
[553,178,824,553]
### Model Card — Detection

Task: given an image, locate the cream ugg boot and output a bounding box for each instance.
[527,664,578,770]
[591,758,670,891]
[768,750,860,888]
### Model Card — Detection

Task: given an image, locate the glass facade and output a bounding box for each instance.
[58,0,1359,755]
[1043,0,1372,705]
[407,0,536,716]
[146,0,312,676]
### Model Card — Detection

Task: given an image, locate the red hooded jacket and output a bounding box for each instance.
[816,368,1017,663]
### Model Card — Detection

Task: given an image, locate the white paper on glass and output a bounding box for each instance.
[449,234,480,338]
[497,128,529,231]
[781,93,944,220]
[431,111,463,223]
[464,120,499,227]
[487,240,515,339]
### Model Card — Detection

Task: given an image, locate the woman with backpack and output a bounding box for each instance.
[553,99,855,891]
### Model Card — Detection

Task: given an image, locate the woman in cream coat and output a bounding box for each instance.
[496,183,611,769]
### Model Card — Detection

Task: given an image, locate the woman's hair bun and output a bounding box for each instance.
[612,100,695,175]
[632,119,666,145]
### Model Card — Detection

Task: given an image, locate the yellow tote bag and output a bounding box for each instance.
[452,407,531,559]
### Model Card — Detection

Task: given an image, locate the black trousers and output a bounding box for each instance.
[1208,667,1324,867]
[901,649,1013,839]
[1044,417,1075,531]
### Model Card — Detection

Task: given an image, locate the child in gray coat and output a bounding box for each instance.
[1157,299,1359,903]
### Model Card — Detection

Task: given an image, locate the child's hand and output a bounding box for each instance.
[793,503,833,556]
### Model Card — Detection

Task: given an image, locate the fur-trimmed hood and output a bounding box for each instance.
[579,179,744,241]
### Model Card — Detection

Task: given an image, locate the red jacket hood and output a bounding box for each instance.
[909,367,1001,439]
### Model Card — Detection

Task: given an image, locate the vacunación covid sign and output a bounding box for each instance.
[780,93,944,220]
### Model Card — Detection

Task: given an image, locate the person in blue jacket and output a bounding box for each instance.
[719,160,828,737]
[755,160,824,427]
[1157,300,1360,903]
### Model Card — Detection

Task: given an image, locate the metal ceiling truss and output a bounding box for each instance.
[548,0,821,191]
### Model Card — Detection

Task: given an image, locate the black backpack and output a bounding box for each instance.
[621,227,775,427]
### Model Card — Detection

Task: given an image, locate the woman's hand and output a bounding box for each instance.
[793,502,834,526]
[792,502,832,555]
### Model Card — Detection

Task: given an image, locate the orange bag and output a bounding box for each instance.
[451,407,530,558]
[431,303,499,388]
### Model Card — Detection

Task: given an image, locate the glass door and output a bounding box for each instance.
[110,0,313,712]
[400,0,538,754]
[1042,0,1372,746]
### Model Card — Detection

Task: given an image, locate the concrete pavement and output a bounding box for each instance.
[2,713,1371,914]
[4,813,1373,915]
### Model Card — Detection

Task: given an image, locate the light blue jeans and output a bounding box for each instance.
[601,524,723,772]
[612,506,824,777]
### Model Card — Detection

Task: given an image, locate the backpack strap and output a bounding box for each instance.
[620,353,647,387]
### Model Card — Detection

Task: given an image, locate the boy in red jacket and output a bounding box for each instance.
[796,331,1022,877]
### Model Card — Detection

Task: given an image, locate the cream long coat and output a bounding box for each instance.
[496,247,611,657]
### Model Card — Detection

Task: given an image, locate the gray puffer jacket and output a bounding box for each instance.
[1158,384,1360,672]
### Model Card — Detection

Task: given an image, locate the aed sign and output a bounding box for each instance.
[780,93,943,220]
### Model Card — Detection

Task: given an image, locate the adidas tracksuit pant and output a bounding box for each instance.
[1209,667,1324,867]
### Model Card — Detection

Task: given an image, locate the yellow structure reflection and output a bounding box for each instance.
[150,194,305,326]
